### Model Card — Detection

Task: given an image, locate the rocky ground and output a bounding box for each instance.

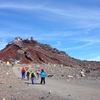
[0,62,100,100]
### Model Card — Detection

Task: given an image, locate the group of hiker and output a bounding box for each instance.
[21,67,46,84]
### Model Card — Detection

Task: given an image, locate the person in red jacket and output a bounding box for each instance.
[21,67,26,79]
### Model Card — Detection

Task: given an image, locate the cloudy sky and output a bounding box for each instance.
[0,0,100,61]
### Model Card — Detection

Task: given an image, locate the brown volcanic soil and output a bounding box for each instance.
[0,62,100,100]
[0,37,100,69]
[0,63,67,100]
[0,37,78,66]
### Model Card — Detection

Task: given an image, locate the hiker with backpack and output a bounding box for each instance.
[26,69,30,80]
[21,67,26,79]
[40,69,46,84]
[31,71,36,84]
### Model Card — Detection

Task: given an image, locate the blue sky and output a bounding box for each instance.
[0,0,100,61]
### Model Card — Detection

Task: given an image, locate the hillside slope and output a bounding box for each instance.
[0,37,100,69]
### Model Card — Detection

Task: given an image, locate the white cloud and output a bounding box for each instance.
[0,1,100,30]
[62,42,91,50]
[0,2,44,10]
[0,2,100,20]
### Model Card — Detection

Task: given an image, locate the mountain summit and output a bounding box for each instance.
[0,37,100,68]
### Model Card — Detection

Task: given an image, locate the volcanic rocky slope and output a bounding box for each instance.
[0,37,100,69]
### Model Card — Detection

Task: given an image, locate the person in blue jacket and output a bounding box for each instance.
[40,69,46,84]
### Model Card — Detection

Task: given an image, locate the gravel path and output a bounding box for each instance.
[13,66,100,100]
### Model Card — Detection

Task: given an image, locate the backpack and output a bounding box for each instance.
[21,68,26,73]
[26,71,30,75]
[31,73,35,78]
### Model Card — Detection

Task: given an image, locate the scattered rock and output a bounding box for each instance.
[48,91,51,94]
[86,70,90,73]
[47,74,54,77]
[3,98,6,100]
[61,74,64,77]
[39,96,45,100]
[6,72,9,75]
[80,70,85,77]
[9,85,12,88]
[68,94,70,97]
[67,75,73,78]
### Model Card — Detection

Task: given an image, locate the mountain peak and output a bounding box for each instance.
[0,37,100,68]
